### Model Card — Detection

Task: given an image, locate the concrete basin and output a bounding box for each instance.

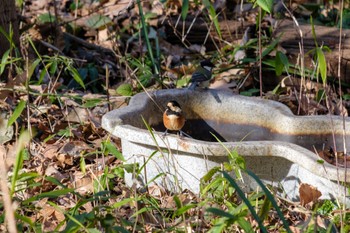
[102,89,350,202]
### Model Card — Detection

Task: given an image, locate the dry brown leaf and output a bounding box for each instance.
[65,106,89,123]
[40,204,66,232]
[75,176,94,195]
[39,205,55,219]
[56,154,74,167]
[45,166,68,182]
[43,144,61,160]
[59,141,92,158]
[82,201,94,213]
[104,0,132,17]
[148,185,167,199]
[210,79,237,92]
[160,196,176,209]
[335,100,348,116]
[299,183,322,206]
[289,226,302,233]
[316,215,327,229]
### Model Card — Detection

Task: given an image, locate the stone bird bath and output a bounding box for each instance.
[102,89,350,202]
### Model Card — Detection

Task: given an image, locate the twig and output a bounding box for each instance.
[63,32,115,55]
[282,1,305,115]
[258,7,262,97]
[337,0,346,228]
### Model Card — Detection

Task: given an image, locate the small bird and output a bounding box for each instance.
[163,100,186,136]
[188,60,215,90]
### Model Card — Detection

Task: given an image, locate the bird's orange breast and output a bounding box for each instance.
[163,111,185,131]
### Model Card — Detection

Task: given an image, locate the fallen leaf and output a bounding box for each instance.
[299,183,321,206]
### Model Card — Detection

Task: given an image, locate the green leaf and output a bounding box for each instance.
[173,204,197,217]
[262,38,279,58]
[202,0,221,38]
[88,66,99,80]
[116,83,133,96]
[246,170,292,232]
[11,150,25,195]
[206,207,236,219]
[103,141,125,161]
[17,172,39,182]
[80,157,86,174]
[310,16,318,47]
[182,0,189,20]
[86,14,112,29]
[0,49,10,75]
[69,1,82,10]
[316,89,326,102]
[28,59,40,80]
[87,228,101,233]
[258,196,272,220]
[15,213,34,228]
[23,188,75,205]
[237,218,254,232]
[317,159,325,164]
[7,100,26,127]
[11,131,31,195]
[222,171,268,233]
[317,199,338,215]
[201,166,220,183]
[316,47,327,85]
[113,197,136,208]
[240,88,260,96]
[177,76,190,88]
[50,60,58,75]
[173,195,182,208]
[78,67,88,80]
[83,98,102,108]
[45,176,69,189]
[201,177,227,195]
[57,128,72,137]
[256,0,273,13]
[275,51,289,76]
[68,66,85,89]
[38,13,56,24]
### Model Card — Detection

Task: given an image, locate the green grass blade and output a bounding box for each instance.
[203,0,221,39]
[136,0,159,75]
[67,66,86,89]
[112,197,137,208]
[22,188,75,205]
[237,217,254,232]
[316,48,327,85]
[0,49,10,75]
[10,130,30,196]
[246,170,292,233]
[206,207,236,219]
[310,16,318,47]
[182,0,189,20]
[222,171,268,233]
[173,204,197,218]
[258,196,272,220]
[7,100,26,127]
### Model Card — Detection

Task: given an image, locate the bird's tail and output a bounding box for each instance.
[187,82,196,90]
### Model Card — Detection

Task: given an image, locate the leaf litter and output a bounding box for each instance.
[0,0,349,231]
